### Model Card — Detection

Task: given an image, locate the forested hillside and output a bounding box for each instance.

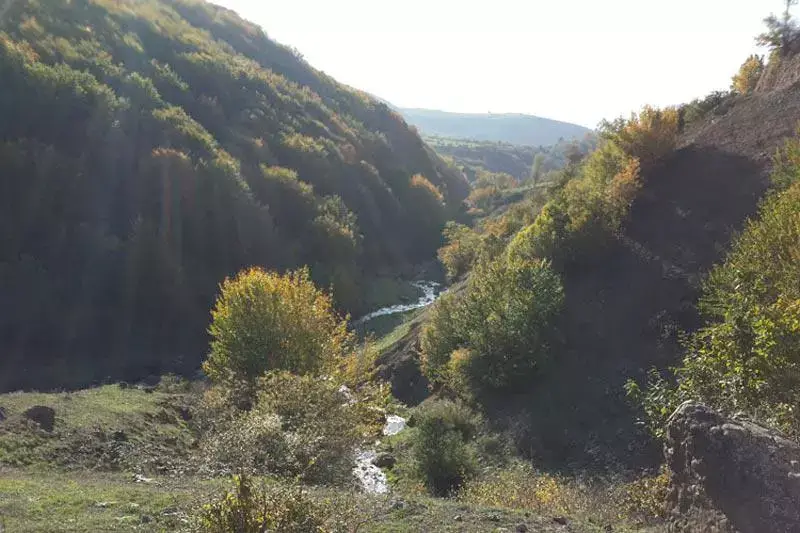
[399,108,591,146]
[426,134,598,182]
[0,0,468,391]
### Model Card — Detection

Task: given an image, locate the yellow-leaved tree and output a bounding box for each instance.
[731,55,764,95]
[203,267,353,392]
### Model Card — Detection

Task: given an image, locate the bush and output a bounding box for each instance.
[601,106,678,168]
[632,137,800,437]
[203,268,354,393]
[196,475,355,533]
[731,54,764,95]
[437,222,484,280]
[679,91,733,131]
[409,399,480,496]
[677,177,800,434]
[422,257,564,394]
[202,372,362,484]
[460,463,578,516]
[461,462,670,528]
[508,141,641,266]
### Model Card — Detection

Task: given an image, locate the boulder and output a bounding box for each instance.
[0,406,6,422]
[23,405,55,432]
[372,452,396,469]
[665,402,800,533]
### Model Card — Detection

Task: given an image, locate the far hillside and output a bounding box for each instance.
[427,134,598,182]
[399,108,591,146]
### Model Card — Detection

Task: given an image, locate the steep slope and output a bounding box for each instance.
[493,81,800,471]
[0,0,468,391]
[399,108,591,146]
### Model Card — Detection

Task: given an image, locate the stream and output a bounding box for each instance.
[350,281,441,493]
[354,415,407,494]
[354,281,442,326]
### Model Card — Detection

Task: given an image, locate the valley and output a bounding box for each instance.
[2,1,800,532]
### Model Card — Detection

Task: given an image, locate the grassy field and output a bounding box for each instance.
[0,376,663,532]
[0,467,613,533]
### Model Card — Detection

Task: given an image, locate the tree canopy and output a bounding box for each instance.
[0,0,468,391]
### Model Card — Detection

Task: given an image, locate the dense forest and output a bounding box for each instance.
[0,0,468,391]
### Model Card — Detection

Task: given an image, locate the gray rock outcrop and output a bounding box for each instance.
[665,402,800,533]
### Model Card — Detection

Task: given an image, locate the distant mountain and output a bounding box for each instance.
[398,108,592,146]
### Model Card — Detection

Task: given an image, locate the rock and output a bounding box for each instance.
[0,406,6,422]
[111,430,128,442]
[372,452,397,469]
[94,501,116,508]
[515,523,528,532]
[665,401,800,533]
[178,406,192,421]
[454,515,463,522]
[23,405,55,432]
[552,516,568,525]
[133,474,154,484]
[389,499,406,511]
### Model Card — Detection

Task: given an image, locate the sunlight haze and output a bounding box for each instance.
[213,0,780,128]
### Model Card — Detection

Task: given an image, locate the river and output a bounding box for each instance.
[354,281,442,326]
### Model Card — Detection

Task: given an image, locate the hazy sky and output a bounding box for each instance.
[213,0,783,128]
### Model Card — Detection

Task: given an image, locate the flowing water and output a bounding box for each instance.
[354,414,407,494]
[351,282,438,493]
[354,281,441,326]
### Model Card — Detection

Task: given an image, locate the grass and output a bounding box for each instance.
[0,384,194,471]
[0,467,596,533]
[0,386,175,429]
[0,383,672,533]
[0,469,214,532]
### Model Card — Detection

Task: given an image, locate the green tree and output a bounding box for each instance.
[203,268,354,393]
[530,153,546,184]
[411,400,480,496]
[757,0,799,54]
[421,257,564,393]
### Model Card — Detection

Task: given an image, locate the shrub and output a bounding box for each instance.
[460,463,578,516]
[202,372,362,484]
[679,91,732,130]
[601,106,678,168]
[421,257,564,393]
[731,54,764,95]
[420,292,462,385]
[461,462,670,528]
[509,141,641,266]
[437,222,483,280]
[203,268,354,393]
[196,475,355,533]
[410,399,480,496]
[632,137,800,437]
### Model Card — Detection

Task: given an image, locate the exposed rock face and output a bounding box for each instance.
[756,47,800,94]
[23,405,55,432]
[665,402,800,533]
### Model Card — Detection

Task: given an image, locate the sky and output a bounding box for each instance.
[213,0,783,128]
